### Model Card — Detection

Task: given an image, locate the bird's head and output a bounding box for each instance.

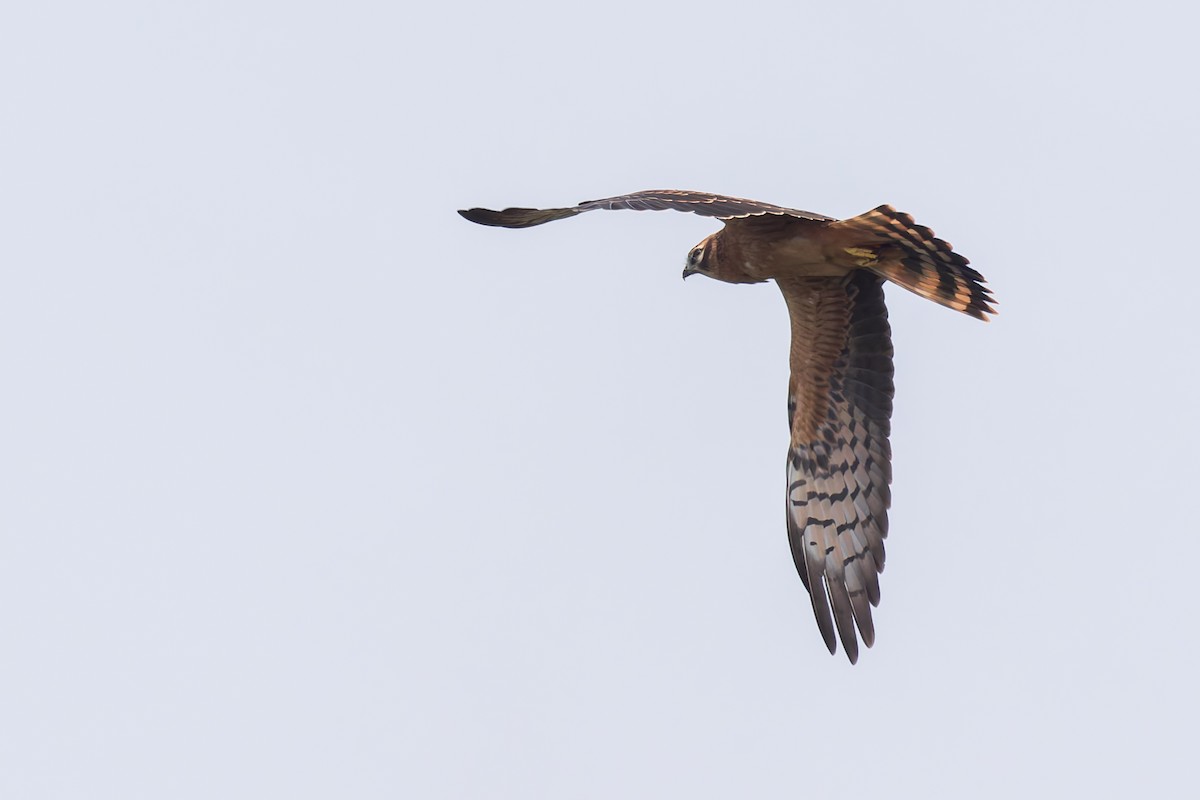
[682,232,759,284]
[681,235,718,281]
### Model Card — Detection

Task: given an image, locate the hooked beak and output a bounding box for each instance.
[682,267,699,280]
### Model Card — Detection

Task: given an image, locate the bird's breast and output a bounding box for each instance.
[749,234,851,279]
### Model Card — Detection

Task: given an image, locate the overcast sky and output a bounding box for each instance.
[2,1,1198,798]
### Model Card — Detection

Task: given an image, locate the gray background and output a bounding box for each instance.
[2,1,1197,797]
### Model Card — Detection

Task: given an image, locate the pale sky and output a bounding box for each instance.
[2,1,1197,798]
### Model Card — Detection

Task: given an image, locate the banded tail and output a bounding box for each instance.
[833,205,996,320]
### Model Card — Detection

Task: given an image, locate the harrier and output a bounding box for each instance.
[459,190,995,663]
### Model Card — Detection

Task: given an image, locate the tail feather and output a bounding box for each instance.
[834,205,996,320]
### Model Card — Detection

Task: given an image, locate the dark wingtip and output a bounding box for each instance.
[458,207,506,226]
[457,205,580,228]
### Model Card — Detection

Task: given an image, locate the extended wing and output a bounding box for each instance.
[458,189,834,228]
[780,271,894,664]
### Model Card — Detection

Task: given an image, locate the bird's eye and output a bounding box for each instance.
[689,249,702,265]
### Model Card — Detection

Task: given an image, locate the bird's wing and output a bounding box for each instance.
[458,189,834,228]
[779,272,894,664]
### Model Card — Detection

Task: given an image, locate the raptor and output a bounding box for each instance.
[459,189,995,663]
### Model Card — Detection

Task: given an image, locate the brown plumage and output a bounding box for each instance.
[458,189,995,663]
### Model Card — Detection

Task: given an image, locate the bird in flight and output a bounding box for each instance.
[459,189,995,663]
